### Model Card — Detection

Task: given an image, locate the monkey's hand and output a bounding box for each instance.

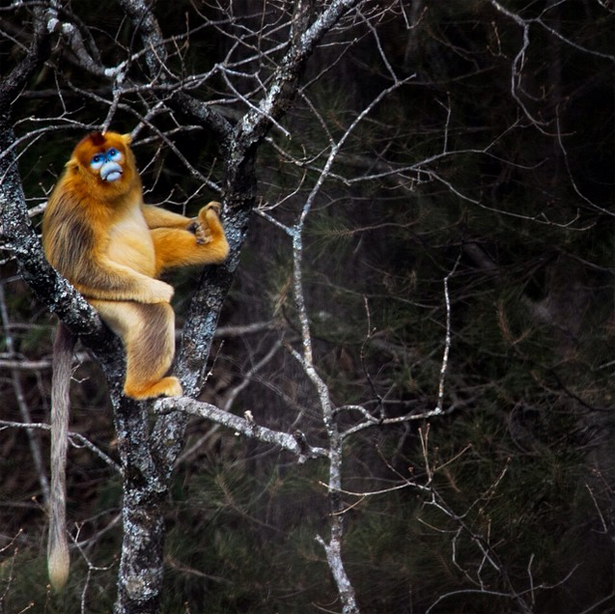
[136,279,175,304]
[189,202,222,245]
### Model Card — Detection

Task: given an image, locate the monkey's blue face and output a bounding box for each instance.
[90,148,124,182]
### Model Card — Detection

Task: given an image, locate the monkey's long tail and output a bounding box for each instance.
[48,322,75,591]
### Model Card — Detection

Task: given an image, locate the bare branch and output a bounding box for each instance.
[436,253,461,414]
[154,396,328,461]
[0,420,121,473]
[0,282,50,502]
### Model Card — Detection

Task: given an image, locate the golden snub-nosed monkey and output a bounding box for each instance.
[42,130,229,589]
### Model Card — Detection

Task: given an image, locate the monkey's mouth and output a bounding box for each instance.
[101,162,123,182]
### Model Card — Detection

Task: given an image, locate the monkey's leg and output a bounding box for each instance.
[91,300,182,399]
[141,204,193,229]
[151,204,229,274]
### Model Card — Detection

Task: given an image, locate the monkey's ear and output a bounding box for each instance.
[121,133,132,145]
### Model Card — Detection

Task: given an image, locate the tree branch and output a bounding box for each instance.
[154,396,328,461]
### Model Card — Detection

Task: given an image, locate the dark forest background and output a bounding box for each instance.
[0,1,613,612]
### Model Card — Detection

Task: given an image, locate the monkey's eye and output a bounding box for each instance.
[107,148,123,162]
[90,154,104,169]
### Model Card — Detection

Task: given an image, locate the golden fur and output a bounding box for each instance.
[42,131,229,588]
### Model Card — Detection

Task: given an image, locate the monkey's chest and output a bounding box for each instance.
[106,210,156,277]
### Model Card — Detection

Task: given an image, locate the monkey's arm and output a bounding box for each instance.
[152,203,229,274]
[71,256,174,304]
[44,207,174,304]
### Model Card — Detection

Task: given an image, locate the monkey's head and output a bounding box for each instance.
[66,131,139,198]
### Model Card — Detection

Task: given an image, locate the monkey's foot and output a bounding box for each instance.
[192,202,222,245]
[203,201,221,215]
[192,222,212,245]
[124,376,183,400]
